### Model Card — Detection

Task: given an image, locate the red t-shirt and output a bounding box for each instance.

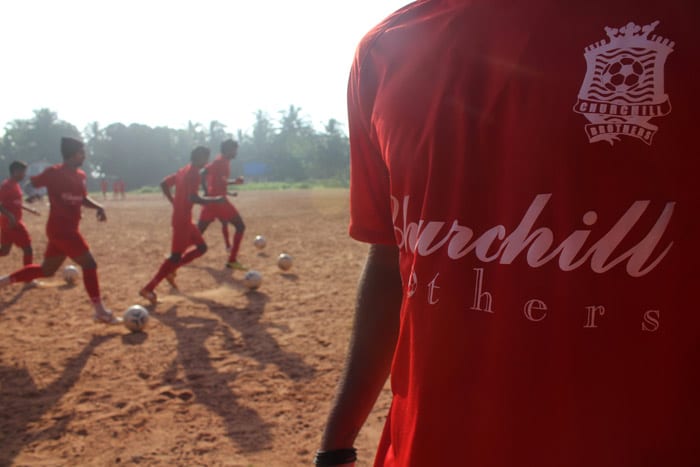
[164,164,200,226]
[349,2,700,466]
[31,164,87,234]
[0,178,23,228]
[204,155,230,196]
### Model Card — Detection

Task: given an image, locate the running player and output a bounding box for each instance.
[0,138,121,324]
[0,161,40,267]
[197,139,246,270]
[140,146,225,304]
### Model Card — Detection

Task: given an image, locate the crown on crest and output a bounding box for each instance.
[584,20,674,53]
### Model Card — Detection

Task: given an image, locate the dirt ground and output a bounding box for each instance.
[0,189,392,467]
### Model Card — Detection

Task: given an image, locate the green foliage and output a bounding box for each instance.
[1,109,81,165]
[0,107,350,191]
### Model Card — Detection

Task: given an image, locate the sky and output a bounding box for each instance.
[0,0,411,135]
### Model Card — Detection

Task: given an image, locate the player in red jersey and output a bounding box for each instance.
[197,139,246,270]
[140,146,225,304]
[0,138,120,324]
[318,3,700,467]
[0,161,40,267]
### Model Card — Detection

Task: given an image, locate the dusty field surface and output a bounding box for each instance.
[0,189,392,467]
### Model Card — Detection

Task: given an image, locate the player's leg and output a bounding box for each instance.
[15,222,33,265]
[0,233,66,288]
[179,224,207,266]
[197,219,212,234]
[140,225,188,303]
[0,227,13,258]
[226,214,246,270]
[67,236,121,324]
[221,221,231,251]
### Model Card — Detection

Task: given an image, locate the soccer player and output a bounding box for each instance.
[140,146,225,304]
[0,161,40,267]
[317,3,699,467]
[0,138,120,324]
[197,139,246,270]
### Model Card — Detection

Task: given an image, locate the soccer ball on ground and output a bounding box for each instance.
[277,253,293,271]
[243,270,262,290]
[63,265,80,285]
[123,305,150,332]
[253,235,266,250]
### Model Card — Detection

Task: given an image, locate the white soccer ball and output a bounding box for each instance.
[243,270,262,290]
[277,253,293,271]
[123,305,150,332]
[63,265,80,285]
[253,235,266,250]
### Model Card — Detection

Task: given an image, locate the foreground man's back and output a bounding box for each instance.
[323,0,700,466]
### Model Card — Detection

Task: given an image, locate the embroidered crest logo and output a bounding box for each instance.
[574,21,674,145]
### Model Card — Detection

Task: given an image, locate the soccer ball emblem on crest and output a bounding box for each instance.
[601,57,644,92]
[573,20,674,145]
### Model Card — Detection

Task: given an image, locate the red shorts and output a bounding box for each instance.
[171,222,205,254]
[0,221,31,249]
[45,231,90,259]
[199,200,239,223]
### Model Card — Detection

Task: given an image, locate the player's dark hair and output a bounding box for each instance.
[9,160,27,175]
[191,146,211,161]
[221,139,239,154]
[61,137,84,160]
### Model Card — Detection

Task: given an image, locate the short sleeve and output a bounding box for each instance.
[347,46,396,245]
[31,168,51,189]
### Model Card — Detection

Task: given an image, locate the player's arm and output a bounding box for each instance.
[22,205,40,216]
[161,177,175,204]
[200,167,209,196]
[0,204,17,227]
[82,196,107,222]
[190,193,225,205]
[319,243,402,460]
[227,176,245,185]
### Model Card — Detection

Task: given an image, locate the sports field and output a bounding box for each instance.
[0,189,391,466]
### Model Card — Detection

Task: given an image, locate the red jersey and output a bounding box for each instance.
[350,2,699,466]
[164,164,200,226]
[0,178,23,227]
[204,155,230,196]
[31,164,87,234]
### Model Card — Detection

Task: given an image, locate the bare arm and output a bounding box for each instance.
[200,167,209,196]
[161,180,174,204]
[22,205,40,216]
[189,193,225,205]
[82,196,107,221]
[319,243,403,458]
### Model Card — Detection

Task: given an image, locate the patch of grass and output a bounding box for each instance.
[236,178,349,191]
[135,185,162,194]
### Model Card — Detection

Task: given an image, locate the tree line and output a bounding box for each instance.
[0,107,349,190]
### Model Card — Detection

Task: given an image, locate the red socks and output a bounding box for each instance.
[82,267,101,304]
[229,232,244,263]
[9,264,44,284]
[145,259,178,292]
